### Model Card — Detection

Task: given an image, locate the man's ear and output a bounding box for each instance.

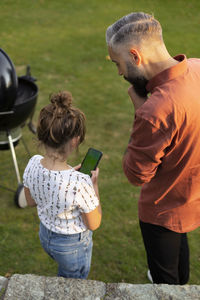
[130,49,142,66]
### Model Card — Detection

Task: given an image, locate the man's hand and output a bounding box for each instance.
[128,86,147,111]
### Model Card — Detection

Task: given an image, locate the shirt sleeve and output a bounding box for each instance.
[123,114,172,186]
[75,175,99,213]
[23,162,31,188]
[23,156,35,188]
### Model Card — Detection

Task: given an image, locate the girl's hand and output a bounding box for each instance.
[91,168,99,186]
[74,164,81,171]
[91,168,100,200]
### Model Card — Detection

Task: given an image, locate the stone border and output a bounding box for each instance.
[0,276,8,300]
[1,274,200,300]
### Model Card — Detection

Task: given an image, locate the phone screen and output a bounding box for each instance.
[79,148,103,176]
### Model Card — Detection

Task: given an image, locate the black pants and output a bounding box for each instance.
[139,220,190,284]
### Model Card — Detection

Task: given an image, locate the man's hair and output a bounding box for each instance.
[106,12,163,49]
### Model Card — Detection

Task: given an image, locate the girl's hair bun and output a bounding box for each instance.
[37,90,86,151]
[50,91,73,111]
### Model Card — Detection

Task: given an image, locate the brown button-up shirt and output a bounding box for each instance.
[123,54,200,233]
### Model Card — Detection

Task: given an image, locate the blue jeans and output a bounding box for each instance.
[39,222,93,279]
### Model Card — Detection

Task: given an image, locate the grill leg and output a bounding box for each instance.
[7,132,21,184]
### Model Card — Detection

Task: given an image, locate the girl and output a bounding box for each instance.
[23,91,102,279]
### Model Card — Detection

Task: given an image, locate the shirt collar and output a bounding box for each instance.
[146,54,188,92]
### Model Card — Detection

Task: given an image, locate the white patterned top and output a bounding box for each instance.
[23,155,99,234]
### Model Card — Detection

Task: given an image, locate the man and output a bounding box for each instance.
[106,12,200,284]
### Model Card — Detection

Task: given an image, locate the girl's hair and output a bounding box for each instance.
[37,91,86,152]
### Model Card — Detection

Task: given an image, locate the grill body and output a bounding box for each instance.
[0,77,38,130]
[0,48,38,208]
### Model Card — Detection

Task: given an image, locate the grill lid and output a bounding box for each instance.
[0,48,18,112]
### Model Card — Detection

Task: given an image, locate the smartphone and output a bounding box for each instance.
[79,148,103,176]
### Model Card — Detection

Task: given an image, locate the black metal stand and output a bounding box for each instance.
[7,131,21,184]
[0,130,29,208]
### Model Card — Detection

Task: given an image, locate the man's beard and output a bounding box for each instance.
[124,62,148,98]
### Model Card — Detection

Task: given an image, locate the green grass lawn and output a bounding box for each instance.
[0,0,200,284]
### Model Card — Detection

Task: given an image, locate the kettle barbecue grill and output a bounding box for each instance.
[0,48,38,208]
